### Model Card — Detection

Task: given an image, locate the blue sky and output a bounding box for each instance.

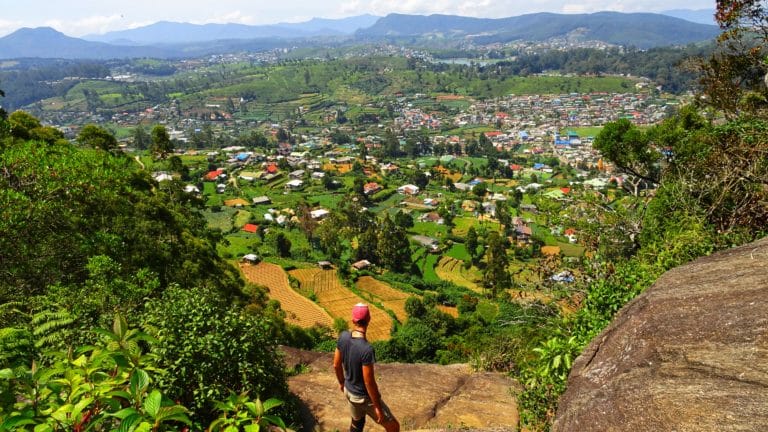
[0,0,715,37]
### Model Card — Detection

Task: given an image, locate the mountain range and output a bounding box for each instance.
[83,14,381,45]
[0,10,719,60]
[356,12,718,48]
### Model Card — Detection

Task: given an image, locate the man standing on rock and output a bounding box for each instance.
[334,303,400,432]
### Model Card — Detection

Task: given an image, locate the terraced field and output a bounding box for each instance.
[435,256,483,293]
[240,262,333,328]
[356,276,413,322]
[356,276,459,319]
[290,268,394,341]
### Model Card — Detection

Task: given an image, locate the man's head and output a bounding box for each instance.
[351,303,370,327]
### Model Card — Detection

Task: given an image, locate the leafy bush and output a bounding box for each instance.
[141,286,292,424]
[0,315,291,432]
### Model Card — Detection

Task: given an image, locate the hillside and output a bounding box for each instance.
[358,12,719,48]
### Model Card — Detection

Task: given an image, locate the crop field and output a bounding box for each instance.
[437,305,459,317]
[435,256,482,293]
[415,253,441,283]
[323,163,353,174]
[240,262,333,328]
[355,276,414,322]
[290,268,394,341]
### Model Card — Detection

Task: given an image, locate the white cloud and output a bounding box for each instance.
[195,11,258,25]
[457,0,492,17]
[338,0,364,16]
[0,19,25,37]
[43,15,127,36]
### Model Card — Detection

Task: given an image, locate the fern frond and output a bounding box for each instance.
[30,310,75,349]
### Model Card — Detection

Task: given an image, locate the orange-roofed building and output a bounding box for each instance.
[205,169,224,181]
[242,223,259,233]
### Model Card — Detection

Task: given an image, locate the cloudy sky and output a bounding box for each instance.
[0,0,715,37]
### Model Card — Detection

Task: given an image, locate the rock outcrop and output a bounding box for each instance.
[282,347,520,431]
[554,237,768,431]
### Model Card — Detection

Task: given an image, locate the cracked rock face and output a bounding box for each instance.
[553,237,768,432]
[282,347,520,431]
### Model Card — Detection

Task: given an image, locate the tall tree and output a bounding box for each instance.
[132,125,150,150]
[275,232,292,258]
[376,214,412,273]
[151,125,174,159]
[466,226,479,263]
[593,118,659,191]
[77,124,118,151]
[482,232,511,298]
[694,0,768,116]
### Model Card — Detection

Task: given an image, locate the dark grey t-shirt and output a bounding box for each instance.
[337,330,375,397]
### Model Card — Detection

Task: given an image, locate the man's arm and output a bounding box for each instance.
[362,363,384,422]
[333,348,345,392]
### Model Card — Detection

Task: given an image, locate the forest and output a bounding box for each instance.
[1,1,767,431]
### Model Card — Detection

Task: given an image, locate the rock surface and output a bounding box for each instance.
[282,346,520,431]
[554,237,768,432]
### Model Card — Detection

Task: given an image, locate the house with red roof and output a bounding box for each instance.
[364,182,383,195]
[205,169,224,181]
[242,224,259,234]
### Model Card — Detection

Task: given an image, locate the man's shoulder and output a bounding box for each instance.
[337,330,351,346]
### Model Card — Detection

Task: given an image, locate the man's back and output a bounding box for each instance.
[337,330,375,397]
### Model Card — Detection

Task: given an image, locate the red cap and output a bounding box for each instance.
[352,303,370,323]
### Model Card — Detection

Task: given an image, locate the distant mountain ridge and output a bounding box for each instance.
[0,27,172,59]
[660,8,717,25]
[85,14,380,45]
[0,11,720,59]
[357,12,720,48]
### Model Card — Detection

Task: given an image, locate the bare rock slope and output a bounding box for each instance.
[554,237,768,431]
[282,347,520,431]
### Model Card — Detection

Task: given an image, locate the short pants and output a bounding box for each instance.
[344,387,396,423]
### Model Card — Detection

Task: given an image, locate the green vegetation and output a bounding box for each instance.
[1,6,766,430]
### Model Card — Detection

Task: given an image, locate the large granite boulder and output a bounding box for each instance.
[554,237,768,431]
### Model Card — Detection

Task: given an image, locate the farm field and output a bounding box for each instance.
[356,276,414,322]
[290,268,394,341]
[239,262,333,328]
[435,256,483,293]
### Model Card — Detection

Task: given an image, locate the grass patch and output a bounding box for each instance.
[415,253,440,283]
[562,126,603,138]
[233,210,252,228]
[410,221,449,238]
[203,207,237,232]
[556,242,585,257]
[451,216,478,237]
[219,233,256,258]
[445,243,470,261]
